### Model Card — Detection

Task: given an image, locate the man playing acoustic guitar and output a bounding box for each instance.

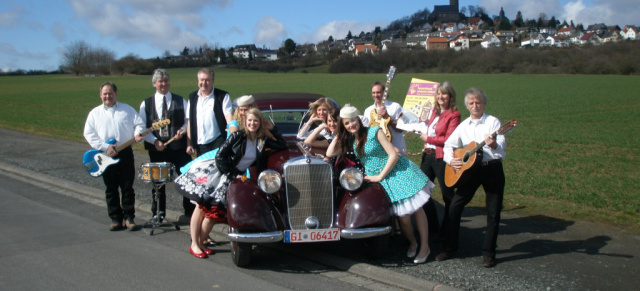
[437,87,506,268]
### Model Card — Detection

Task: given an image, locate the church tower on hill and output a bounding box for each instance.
[433,0,460,22]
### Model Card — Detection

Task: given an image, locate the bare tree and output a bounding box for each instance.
[61,40,116,76]
[62,41,91,76]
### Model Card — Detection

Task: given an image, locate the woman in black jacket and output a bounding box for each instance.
[175,108,287,259]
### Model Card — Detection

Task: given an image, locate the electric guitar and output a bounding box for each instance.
[369,66,396,142]
[444,119,517,187]
[82,119,170,177]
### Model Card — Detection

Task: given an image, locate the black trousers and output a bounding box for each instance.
[420,152,455,236]
[443,160,505,257]
[148,148,193,216]
[102,146,136,221]
[195,135,225,157]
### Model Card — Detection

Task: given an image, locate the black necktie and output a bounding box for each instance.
[161,95,167,120]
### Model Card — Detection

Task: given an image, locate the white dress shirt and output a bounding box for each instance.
[84,102,145,151]
[424,110,440,150]
[139,92,188,144]
[186,88,232,145]
[443,113,506,164]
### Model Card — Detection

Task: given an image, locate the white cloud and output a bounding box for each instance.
[0,42,49,59]
[253,16,287,48]
[0,2,25,27]
[308,20,381,43]
[67,0,232,53]
[478,0,562,20]
[478,0,638,26]
[562,0,638,26]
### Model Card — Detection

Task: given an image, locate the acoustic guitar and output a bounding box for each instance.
[82,119,170,177]
[369,66,396,142]
[444,119,517,187]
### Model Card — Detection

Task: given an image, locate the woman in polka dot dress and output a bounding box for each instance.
[327,105,434,264]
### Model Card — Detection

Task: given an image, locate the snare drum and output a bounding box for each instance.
[139,162,175,183]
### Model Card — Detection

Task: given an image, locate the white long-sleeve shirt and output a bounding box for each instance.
[443,113,506,164]
[186,88,233,145]
[84,102,145,151]
[139,92,188,144]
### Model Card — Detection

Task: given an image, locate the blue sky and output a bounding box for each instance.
[1,0,637,72]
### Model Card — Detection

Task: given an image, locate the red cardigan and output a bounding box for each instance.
[425,108,461,159]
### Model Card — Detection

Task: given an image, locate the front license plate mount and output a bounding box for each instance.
[284,228,340,243]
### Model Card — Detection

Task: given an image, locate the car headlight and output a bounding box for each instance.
[257,170,282,194]
[339,167,363,191]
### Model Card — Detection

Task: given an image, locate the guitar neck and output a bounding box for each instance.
[382,80,391,101]
[114,127,155,152]
[473,132,498,153]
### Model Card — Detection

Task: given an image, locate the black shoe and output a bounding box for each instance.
[124,217,138,231]
[483,256,496,268]
[109,219,123,231]
[435,250,456,262]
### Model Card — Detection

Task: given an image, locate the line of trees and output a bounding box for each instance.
[328,41,639,75]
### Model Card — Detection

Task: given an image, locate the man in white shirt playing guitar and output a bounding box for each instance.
[84,82,145,231]
[363,81,407,156]
[437,87,507,268]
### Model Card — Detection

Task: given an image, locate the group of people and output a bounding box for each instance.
[302,81,506,268]
[83,68,507,267]
[83,68,287,259]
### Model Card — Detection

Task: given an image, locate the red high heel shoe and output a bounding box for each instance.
[190,246,207,259]
[202,248,214,255]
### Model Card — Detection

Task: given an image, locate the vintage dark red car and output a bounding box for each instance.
[225,92,393,267]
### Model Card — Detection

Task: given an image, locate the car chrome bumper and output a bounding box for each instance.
[340,226,392,239]
[228,231,284,243]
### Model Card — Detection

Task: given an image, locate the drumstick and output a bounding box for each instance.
[162,129,185,148]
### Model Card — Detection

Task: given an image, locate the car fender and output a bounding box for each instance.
[226,179,282,231]
[336,183,392,229]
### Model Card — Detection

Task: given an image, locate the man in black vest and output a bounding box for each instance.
[186,68,233,157]
[140,69,194,219]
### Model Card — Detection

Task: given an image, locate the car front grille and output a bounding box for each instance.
[283,157,334,230]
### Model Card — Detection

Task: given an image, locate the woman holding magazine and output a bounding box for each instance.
[418,81,461,239]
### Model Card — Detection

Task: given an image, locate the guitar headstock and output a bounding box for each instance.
[386,66,396,81]
[497,119,517,135]
[152,119,171,130]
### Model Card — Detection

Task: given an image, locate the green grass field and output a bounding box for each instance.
[1,68,638,232]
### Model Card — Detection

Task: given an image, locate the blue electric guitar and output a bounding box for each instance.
[83,119,170,177]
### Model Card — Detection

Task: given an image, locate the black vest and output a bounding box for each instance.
[143,93,187,151]
[188,88,229,147]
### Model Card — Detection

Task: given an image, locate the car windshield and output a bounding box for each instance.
[262,109,307,137]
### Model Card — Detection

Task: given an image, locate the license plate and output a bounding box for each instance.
[284,228,340,243]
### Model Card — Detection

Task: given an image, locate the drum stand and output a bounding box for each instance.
[145,182,180,235]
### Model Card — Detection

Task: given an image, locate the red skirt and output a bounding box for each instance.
[199,204,227,224]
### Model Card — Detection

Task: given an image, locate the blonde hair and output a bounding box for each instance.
[308,97,336,122]
[241,108,267,141]
[435,81,458,116]
[233,102,258,122]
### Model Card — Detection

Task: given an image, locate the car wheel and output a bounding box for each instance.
[229,227,252,267]
[364,234,390,259]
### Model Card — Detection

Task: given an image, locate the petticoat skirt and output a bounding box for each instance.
[391,180,434,217]
[174,158,230,207]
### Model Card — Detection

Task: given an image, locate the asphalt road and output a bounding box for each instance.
[0,172,404,291]
[1,127,638,291]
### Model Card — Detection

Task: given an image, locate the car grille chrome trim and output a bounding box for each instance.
[283,157,334,230]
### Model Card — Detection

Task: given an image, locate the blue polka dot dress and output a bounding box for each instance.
[355,127,433,216]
